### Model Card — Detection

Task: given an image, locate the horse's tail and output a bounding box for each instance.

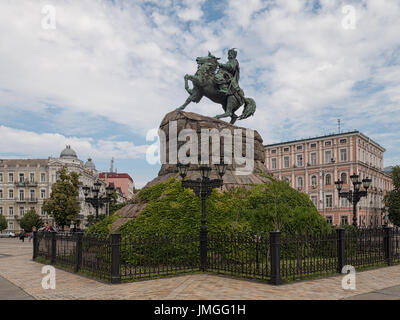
[239,97,256,120]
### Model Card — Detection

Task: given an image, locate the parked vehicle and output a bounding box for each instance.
[0,232,16,238]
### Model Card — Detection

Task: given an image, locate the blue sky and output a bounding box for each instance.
[0,0,399,187]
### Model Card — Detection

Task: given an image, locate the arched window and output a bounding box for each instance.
[311,175,317,187]
[297,177,303,188]
[325,174,332,185]
[341,172,347,184]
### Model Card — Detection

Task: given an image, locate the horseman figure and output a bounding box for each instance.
[216,48,244,105]
[176,49,256,125]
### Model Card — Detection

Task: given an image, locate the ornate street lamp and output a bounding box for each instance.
[335,174,372,228]
[177,156,227,271]
[83,181,115,219]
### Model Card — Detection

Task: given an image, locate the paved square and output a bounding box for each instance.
[1,238,400,300]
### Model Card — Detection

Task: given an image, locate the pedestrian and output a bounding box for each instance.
[28,226,37,242]
[19,229,26,242]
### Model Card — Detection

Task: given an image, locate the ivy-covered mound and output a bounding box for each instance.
[87,177,329,237]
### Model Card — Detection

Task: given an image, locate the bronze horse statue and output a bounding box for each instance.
[176,52,256,124]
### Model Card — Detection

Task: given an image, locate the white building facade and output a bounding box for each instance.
[0,146,106,232]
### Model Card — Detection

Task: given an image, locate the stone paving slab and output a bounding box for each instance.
[1,238,400,300]
[0,275,35,300]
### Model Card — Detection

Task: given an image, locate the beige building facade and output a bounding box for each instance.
[265,131,393,227]
[0,146,106,232]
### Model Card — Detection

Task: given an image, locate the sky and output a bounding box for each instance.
[0,0,399,188]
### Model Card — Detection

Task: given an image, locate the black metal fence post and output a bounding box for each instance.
[32,231,38,260]
[269,231,282,285]
[50,232,57,264]
[336,228,345,273]
[74,232,83,273]
[111,233,121,284]
[384,226,393,266]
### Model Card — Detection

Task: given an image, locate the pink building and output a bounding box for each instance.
[99,172,135,201]
[264,131,393,227]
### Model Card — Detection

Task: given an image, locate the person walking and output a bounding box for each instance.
[28,226,37,242]
[19,229,26,242]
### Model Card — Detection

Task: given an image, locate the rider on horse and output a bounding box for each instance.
[216,48,245,105]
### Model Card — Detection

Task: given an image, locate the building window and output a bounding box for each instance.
[9,207,13,216]
[19,173,24,183]
[0,207,3,215]
[340,148,347,162]
[341,216,348,225]
[41,173,46,182]
[297,177,303,188]
[296,145,302,151]
[0,189,2,199]
[311,175,317,187]
[284,147,289,152]
[8,222,13,230]
[271,149,276,154]
[8,189,14,199]
[340,172,347,184]
[311,195,318,207]
[310,143,316,148]
[284,156,290,168]
[340,139,347,144]
[41,207,45,216]
[8,173,14,183]
[326,195,333,208]
[296,154,303,167]
[325,174,332,185]
[40,189,46,199]
[271,158,277,169]
[30,173,35,183]
[325,141,331,146]
[341,197,348,207]
[0,173,2,182]
[326,216,333,224]
[310,152,317,165]
[325,150,332,164]
[19,190,24,201]
[19,207,24,217]
[30,190,35,200]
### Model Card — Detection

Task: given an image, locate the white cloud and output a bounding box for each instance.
[0,0,399,177]
[0,125,148,161]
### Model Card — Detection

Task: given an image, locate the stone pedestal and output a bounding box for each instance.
[144,110,271,190]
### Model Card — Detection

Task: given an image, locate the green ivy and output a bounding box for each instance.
[87,177,329,237]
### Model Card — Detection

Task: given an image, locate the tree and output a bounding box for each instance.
[0,214,7,232]
[19,209,43,232]
[43,167,80,230]
[385,165,400,227]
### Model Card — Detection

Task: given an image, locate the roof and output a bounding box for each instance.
[84,158,96,170]
[99,172,133,183]
[60,145,77,159]
[264,131,386,151]
[0,159,49,167]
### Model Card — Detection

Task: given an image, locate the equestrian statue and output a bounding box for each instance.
[176,49,256,125]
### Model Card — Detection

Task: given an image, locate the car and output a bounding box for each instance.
[0,232,16,238]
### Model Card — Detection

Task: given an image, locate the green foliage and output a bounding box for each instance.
[113,177,329,237]
[43,167,80,230]
[85,214,118,236]
[19,209,43,232]
[0,214,7,231]
[384,165,400,227]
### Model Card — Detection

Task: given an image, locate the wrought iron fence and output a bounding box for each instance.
[33,227,400,285]
[120,233,199,282]
[207,232,270,281]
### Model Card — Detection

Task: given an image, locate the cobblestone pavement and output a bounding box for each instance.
[1,238,400,300]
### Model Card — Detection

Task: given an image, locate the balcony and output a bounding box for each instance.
[14,180,37,187]
[27,197,38,203]
[16,198,26,203]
